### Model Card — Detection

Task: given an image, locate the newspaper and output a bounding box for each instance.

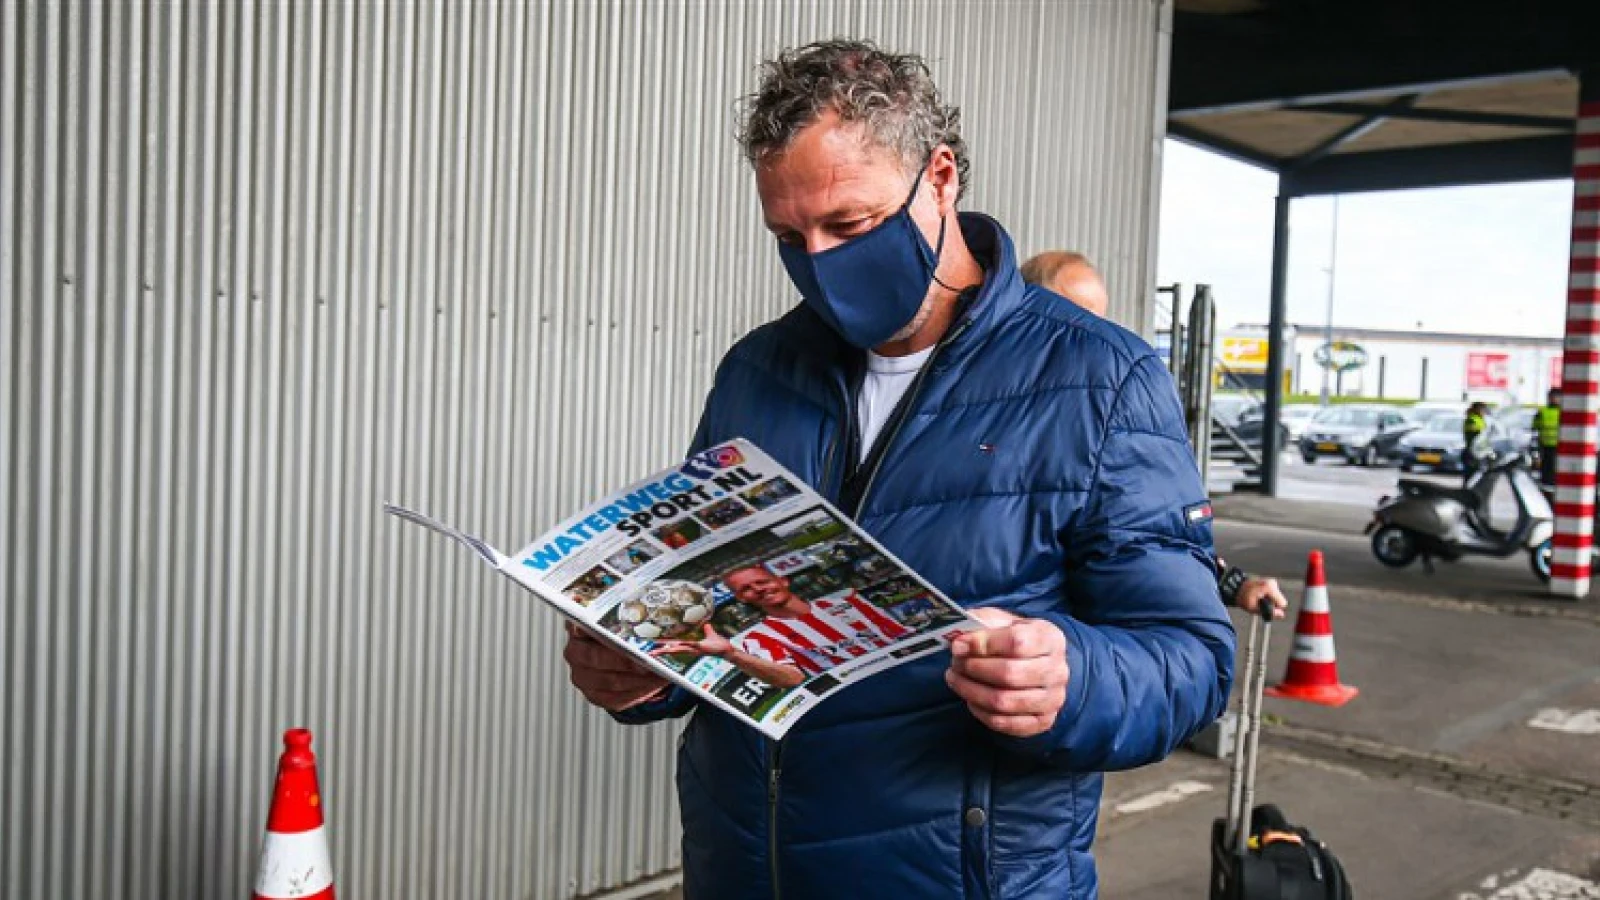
[387,438,980,739]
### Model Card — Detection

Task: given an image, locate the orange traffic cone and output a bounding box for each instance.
[1264,550,1359,707]
[253,729,335,899]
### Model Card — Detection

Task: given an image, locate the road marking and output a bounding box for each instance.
[1528,707,1600,735]
[1435,668,1600,751]
[1458,867,1600,899]
[1112,780,1212,815]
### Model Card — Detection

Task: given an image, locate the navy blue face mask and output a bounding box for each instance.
[777,168,949,349]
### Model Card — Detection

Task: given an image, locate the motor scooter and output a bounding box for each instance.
[1365,451,1555,581]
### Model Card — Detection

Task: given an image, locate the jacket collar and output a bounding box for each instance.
[933,212,1028,371]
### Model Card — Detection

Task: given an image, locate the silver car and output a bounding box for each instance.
[1298,406,1416,467]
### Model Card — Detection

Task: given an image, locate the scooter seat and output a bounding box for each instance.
[1397,478,1481,509]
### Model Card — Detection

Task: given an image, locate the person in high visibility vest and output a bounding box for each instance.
[1538,388,1561,486]
[1462,402,1492,478]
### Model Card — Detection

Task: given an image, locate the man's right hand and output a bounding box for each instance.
[563,622,671,712]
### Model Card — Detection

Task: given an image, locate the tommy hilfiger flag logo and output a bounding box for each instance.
[1184,501,1214,525]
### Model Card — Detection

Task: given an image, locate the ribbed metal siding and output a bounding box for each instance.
[0,2,1169,897]
[946,0,1171,328]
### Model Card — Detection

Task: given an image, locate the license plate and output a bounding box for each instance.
[1316,442,1339,451]
[1416,452,1442,464]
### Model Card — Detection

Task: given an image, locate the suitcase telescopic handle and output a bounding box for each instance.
[1227,603,1274,856]
[1238,605,1273,855]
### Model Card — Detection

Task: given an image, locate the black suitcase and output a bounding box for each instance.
[1209,607,1353,900]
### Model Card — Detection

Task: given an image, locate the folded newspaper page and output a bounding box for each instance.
[386,438,980,739]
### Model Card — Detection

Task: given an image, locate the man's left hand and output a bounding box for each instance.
[1237,576,1289,620]
[946,608,1070,738]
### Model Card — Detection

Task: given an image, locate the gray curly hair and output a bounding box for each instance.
[737,39,971,200]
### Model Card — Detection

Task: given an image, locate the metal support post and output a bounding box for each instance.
[1261,192,1292,496]
[1162,283,1185,379]
[1187,286,1217,468]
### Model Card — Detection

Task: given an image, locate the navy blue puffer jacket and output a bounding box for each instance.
[619,214,1235,898]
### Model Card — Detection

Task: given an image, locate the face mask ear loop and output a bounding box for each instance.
[909,157,962,294]
[930,211,973,295]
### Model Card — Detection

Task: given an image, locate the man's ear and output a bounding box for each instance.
[927,145,960,214]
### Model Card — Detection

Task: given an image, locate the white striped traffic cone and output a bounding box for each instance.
[1264,550,1359,707]
[253,728,335,899]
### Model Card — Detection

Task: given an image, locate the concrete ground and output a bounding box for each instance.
[1096,489,1600,899]
[1097,748,1600,900]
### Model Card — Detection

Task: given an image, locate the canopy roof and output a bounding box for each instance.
[1169,0,1599,195]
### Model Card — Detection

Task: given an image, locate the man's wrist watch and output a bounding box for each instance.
[1217,561,1248,607]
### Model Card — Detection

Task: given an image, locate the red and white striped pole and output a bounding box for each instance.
[1552,79,1600,599]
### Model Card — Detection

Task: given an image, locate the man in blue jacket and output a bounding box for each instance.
[562,39,1236,899]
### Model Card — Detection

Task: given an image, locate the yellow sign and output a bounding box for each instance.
[1219,336,1269,371]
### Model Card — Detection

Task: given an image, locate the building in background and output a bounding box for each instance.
[1219,325,1561,405]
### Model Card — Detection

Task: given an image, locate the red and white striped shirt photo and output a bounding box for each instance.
[732,590,911,676]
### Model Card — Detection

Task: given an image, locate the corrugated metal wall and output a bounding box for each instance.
[0,1,1170,897]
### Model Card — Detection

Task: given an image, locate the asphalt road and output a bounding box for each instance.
[1275,449,1460,508]
[1216,518,1558,605]
[1099,746,1600,900]
[1093,465,1600,898]
[1098,525,1600,900]
[1218,441,1572,603]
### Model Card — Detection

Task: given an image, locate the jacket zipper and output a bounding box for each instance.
[849,317,973,518]
[768,739,785,900]
[820,360,863,502]
[773,311,972,900]
[772,358,850,900]
[819,408,846,502]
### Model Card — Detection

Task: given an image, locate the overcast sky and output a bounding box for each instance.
[1155,139,1576,338]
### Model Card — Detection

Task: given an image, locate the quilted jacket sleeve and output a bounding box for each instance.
[608,390,723,727]
[609,683,697,725]
[1000,354,1236,770]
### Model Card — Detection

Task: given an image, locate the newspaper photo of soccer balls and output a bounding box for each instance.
[612,579,714,642]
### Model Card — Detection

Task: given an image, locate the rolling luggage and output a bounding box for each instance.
[1209,605,1352,900]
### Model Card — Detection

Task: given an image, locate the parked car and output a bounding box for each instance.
[1408,406,1461,428]
[1231,410,1288,450]
[1298,405,1416,466]
[1399,414,1519,473]
[1211,393,1261,427]
[1279,404,1320,442]
[1408,401,1466,420]
[1495,405,1540,453]
[1226,403,1320,451]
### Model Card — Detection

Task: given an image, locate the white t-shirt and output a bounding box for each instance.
[857,346,935,462]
